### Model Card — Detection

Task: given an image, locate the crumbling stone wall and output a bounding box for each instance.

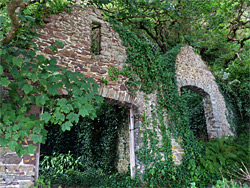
[116,123,130,173]
[176,46,233,138]
[35,5,132,105]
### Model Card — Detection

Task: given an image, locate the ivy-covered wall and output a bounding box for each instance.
[176,46,233,138]
[0,4,233,187]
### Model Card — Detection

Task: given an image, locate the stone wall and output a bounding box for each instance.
[176,46,233,138]
[116,121,130,173]
[35,5,135,107]
[0,147,36,188]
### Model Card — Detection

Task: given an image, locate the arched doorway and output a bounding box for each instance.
[181,86,209,141]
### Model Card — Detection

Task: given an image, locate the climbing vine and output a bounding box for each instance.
[0,0,103,156]
[107,19,207,187]
[106,17,249,187]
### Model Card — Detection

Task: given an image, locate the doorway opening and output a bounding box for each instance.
[39,102,130,187]
[181,86,208,142]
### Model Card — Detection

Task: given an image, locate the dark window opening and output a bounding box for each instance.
[91,23,101,55]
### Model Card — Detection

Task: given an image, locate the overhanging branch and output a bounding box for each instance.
[1,0,28,45]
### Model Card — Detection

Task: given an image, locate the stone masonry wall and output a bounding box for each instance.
[35,5,135,107]
[0,146,36,188]
[176,46,233,138]
[116,122,130,173]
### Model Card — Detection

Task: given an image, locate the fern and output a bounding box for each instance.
[198,136,249,177]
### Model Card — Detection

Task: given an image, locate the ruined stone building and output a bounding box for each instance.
[0,5,232,187]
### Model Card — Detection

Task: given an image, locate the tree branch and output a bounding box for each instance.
[1,0,28,45]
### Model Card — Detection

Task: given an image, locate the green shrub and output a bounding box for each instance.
[40,152,84,178]
[212,179,249,188]
[198,136,249,182]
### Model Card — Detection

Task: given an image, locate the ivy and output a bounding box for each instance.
[0,0,103,156]
[107,19,209,187]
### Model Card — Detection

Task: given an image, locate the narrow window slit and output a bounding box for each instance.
[91,23,101,55]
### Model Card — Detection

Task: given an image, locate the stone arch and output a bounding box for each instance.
[176,46,233,138]
[180,84,214,139]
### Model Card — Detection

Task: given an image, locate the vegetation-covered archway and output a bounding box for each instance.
[181,86,208,141]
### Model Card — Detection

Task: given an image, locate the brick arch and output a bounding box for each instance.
[176,46,233,138]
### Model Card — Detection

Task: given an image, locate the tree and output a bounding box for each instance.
[0,0,103,156]
[91,0,250,132]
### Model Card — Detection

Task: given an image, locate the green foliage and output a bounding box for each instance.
[40,152,84,177]
[109,19,208,187]
[46,0,72,14]
[0,0,249,187]
[100,77,108,85]
[40,102,129,186]
[212,179,249,188]
[0,0,103,156]
[198,136,250,183]
[107,7,249,186]
[190,178,249,188]
[108,66,122,81]
[181,88,208,141]
[31,175,51,188]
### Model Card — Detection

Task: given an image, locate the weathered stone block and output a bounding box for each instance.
[1,154,21,165]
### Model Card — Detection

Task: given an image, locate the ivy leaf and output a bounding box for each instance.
[66,112,79,123]
[85,93,93,101]
[0,137,8,147]
[0,16,6,25]
[0,77,10,87]
[57,98,67,106]
[23,84,33,94]
[55,40,64,48]
[12,134,19,141]
[41,112,51,123]
[35,94,49,106]
[61,121,73,132]
[30,73,39,82]
[0,65,3,76]
[25,15,35,21]
[81,82,91,91]
[61,104,73,113]
[0,49,6,55]
[13,57,23,67]
[23,9,32,15]
[95,95,103,103]
[31,134,43,144]
[79,108,89,117]
[47,84,59,96]
[23,144,36,155]
[55,112,65,123]
[36,55,46,63]
[72,88,83,96]
[9,141,18,151]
